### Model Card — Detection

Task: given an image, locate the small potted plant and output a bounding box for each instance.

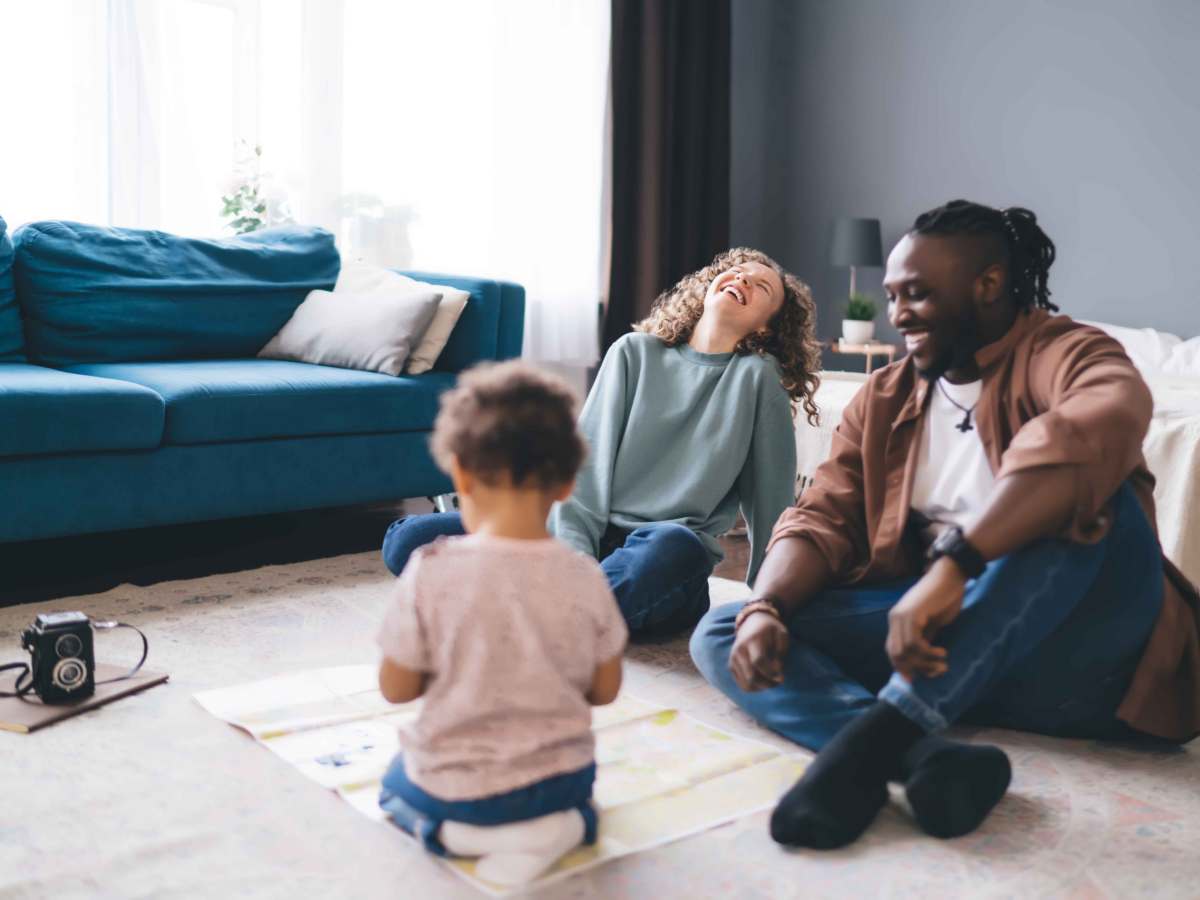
[842,293,877,344]
[221,140,292,234]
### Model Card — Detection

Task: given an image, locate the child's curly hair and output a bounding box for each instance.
[431,360,585,489]
[633,247,822,425]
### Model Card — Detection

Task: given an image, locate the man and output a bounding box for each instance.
[690,199,1200,850]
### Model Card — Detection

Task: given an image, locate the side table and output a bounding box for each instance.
[824,339,897,373]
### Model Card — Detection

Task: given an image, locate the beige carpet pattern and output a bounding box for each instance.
[2,552,1198,899]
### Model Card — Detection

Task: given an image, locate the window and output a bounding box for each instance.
[0,0,609,364]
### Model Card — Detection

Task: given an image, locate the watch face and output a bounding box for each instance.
[933,527,960,553]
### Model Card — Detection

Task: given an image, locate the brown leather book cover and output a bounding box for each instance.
[0,663,169,733]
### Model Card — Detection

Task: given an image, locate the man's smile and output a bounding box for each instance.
[898,324,933,354]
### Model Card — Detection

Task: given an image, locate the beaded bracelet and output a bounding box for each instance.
[734,598,784,631]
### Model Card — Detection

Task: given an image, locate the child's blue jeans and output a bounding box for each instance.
[690,482,1166,749]
[378,756,598,856]
[382,513,712,636]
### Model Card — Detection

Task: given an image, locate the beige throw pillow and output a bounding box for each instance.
[258,288,442,376]
[335,262,469,374]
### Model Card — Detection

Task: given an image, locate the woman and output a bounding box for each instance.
[383,247,821,639]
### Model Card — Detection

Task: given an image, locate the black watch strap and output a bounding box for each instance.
[927,526,987,579]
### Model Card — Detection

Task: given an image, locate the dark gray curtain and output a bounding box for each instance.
[602,0,731,352]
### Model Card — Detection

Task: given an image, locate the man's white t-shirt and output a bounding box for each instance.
[910,378,995,544]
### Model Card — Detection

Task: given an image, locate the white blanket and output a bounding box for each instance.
[1144,375,1200,584]
[797,371,1200,584]
[794,372,868,492]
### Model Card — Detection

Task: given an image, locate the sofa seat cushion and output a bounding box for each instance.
[64,360,457,445]
[0,363,165,458]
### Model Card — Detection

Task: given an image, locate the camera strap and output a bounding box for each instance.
[0,621,150,698]
[0,661,34,698]
[91,621,150,685]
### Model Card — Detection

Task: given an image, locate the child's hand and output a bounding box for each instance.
[587,654,623,706]
[378,658,426,703]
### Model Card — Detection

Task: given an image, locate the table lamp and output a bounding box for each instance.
[829,217,883,297]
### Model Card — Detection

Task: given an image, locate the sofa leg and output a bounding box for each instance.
[429,494,459,513]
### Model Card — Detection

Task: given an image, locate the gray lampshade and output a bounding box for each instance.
[829,217,883,267]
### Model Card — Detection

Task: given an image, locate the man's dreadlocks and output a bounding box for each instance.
[911,199,1058,312]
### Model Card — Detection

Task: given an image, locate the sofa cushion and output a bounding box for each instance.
[0,216,25,362]
[398,271,503,372]
[336,264,470,374]
[0,363,165,458]
[12,221,340,367]
[64,360,457,445]
[258,288,442,376]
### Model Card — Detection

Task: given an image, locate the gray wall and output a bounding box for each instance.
[732,0,1200,346]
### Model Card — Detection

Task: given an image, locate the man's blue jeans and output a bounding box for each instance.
[382,513,712,636]
[379,756,598,856]
[690,483,1165,750]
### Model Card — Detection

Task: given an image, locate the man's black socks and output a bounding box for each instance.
[770,701,1012,848]
[901,735,1012,839]
[770,701,923,849]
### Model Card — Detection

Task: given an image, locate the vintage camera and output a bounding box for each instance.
[19,611,96,703]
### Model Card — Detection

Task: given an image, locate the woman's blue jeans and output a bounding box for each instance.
[689,483,1166,749]
[382,513,713,637]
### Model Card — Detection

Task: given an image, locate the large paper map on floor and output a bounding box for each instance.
[195,665,805,896]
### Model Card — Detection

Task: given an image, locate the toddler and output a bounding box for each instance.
[376,361,627,886]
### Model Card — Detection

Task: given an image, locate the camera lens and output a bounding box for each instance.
[55,633,83,658]
[52,658,88,690]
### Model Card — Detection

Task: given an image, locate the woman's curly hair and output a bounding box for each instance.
[633,247,822,425]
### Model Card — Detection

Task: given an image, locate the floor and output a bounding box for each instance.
[3,514,1199,898]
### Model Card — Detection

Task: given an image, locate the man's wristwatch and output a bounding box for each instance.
[927,525,987,579]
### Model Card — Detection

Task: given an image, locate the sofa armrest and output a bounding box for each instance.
[395,270,525,372]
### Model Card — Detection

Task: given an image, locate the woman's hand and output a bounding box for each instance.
[885,558,967,681]
[729,611,790,691]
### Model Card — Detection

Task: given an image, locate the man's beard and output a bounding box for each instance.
[918,309,981,382]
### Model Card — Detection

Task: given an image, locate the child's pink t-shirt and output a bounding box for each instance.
[377,533,627,801]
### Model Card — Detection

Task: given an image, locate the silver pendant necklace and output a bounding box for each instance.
[937,379,977,432]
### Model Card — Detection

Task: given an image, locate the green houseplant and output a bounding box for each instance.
[842,292,877,344]
[221,140,292,235]
[221,143,268,234]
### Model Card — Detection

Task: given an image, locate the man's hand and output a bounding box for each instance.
[729,611,790,691]
[885,558,968,681]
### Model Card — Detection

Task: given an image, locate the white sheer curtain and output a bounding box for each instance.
[2,0,270,236]
[0,0,608,366]
[0,0,109,229]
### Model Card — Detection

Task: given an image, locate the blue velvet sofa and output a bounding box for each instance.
[0,217,524,544]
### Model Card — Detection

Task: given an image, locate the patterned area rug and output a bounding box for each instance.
[1,552,1198,899]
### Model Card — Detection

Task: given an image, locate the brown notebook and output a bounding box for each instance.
[0,663,169,734]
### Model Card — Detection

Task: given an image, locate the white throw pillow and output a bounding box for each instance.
[258,289,442,376]
[335,262,470,374]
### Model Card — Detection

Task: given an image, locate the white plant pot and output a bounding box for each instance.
[842,319,875,344]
